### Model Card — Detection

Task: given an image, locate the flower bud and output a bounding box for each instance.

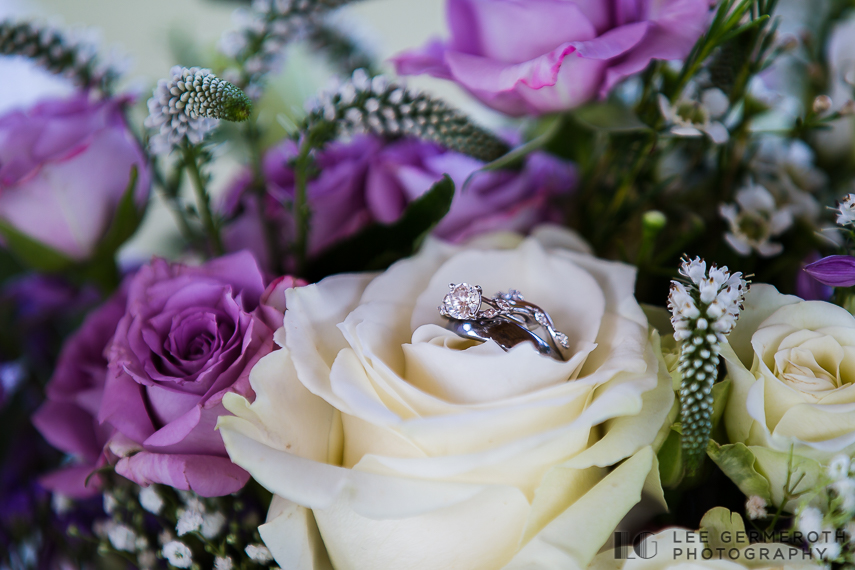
[812,95,832,114]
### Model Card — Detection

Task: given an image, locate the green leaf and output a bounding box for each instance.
[711,379,731,429]
[699,507,749,551]
[478,116,564,173]
[573,102,651,132]
[658,427,684,489]
[707,441,773,503]
[306,175,455,280]
[93,166,144,258]
[0,218,75,272]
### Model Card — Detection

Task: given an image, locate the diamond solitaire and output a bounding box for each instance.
[439,283,483,319]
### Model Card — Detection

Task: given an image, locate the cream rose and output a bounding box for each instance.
[719,284,855,506]
[217,226,674,570]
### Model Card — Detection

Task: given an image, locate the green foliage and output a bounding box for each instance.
[699,507,750,551]
[707,442,774,503]
[573,103,651,133]
[0,219,75,273]
[306,175,455,280]
[0,167,145,293]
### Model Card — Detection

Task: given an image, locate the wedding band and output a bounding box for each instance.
[438,283,570,360]
[445,318,557,358]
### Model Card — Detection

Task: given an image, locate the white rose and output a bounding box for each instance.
[218,227,674,570]
[718,284,855,507]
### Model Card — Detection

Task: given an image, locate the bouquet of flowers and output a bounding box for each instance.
[7,0,855,568]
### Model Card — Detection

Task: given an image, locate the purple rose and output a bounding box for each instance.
[97,252,278,497]
[31,286,127,498]
[392,0,712,115]
[223,135,575,268]
[0,94,150,259]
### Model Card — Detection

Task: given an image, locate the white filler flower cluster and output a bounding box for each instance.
[304,69,509,163]
[145,66,252,155]
[795,454,855,564]
[669,257,747,471]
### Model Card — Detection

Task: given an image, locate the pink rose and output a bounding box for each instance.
[32,286,127,498]
[97,252,288,497]
[0,94,149,259]
[393,0,712,115]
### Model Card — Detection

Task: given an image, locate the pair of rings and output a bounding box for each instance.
[438,283,570,362]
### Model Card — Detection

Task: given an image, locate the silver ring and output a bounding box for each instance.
[445,318,558,358]
[438,283,569,360]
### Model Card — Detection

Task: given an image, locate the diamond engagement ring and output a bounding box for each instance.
[439,283,570,361]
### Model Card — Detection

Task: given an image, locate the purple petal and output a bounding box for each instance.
[804,255,855,287]
[115,452,250,497]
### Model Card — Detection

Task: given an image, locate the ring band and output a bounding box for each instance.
[439,283,569,361]
[445,318,557,358]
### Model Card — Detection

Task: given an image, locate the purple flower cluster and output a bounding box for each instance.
[223,135,577,269]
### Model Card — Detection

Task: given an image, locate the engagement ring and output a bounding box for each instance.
[439,283,570,361]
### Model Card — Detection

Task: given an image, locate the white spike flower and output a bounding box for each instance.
[669,256,747,472]
[0,19,119,92]
[144,66,251,155]
[304,68,509,162]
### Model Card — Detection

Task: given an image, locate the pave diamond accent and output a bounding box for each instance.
[440,283,482,320]
[554,332,570,349]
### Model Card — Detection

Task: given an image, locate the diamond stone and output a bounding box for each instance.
[441,283,482,319]
[554,331,570,349]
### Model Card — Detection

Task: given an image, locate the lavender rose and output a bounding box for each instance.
[32,286,127,498]
[97,252,282,497]
[392,0,712,116]
[0,94,149,259]
[223,135,575,269]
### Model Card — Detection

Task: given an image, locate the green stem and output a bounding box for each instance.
[244,121,284,274]
[292,140,313,276]
[182,144,224,257]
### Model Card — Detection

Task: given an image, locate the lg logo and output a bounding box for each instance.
[614,532,658,560]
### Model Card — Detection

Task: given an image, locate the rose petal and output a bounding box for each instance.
[115,451,249,497]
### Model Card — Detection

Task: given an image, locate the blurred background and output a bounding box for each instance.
[0,0,509,261]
